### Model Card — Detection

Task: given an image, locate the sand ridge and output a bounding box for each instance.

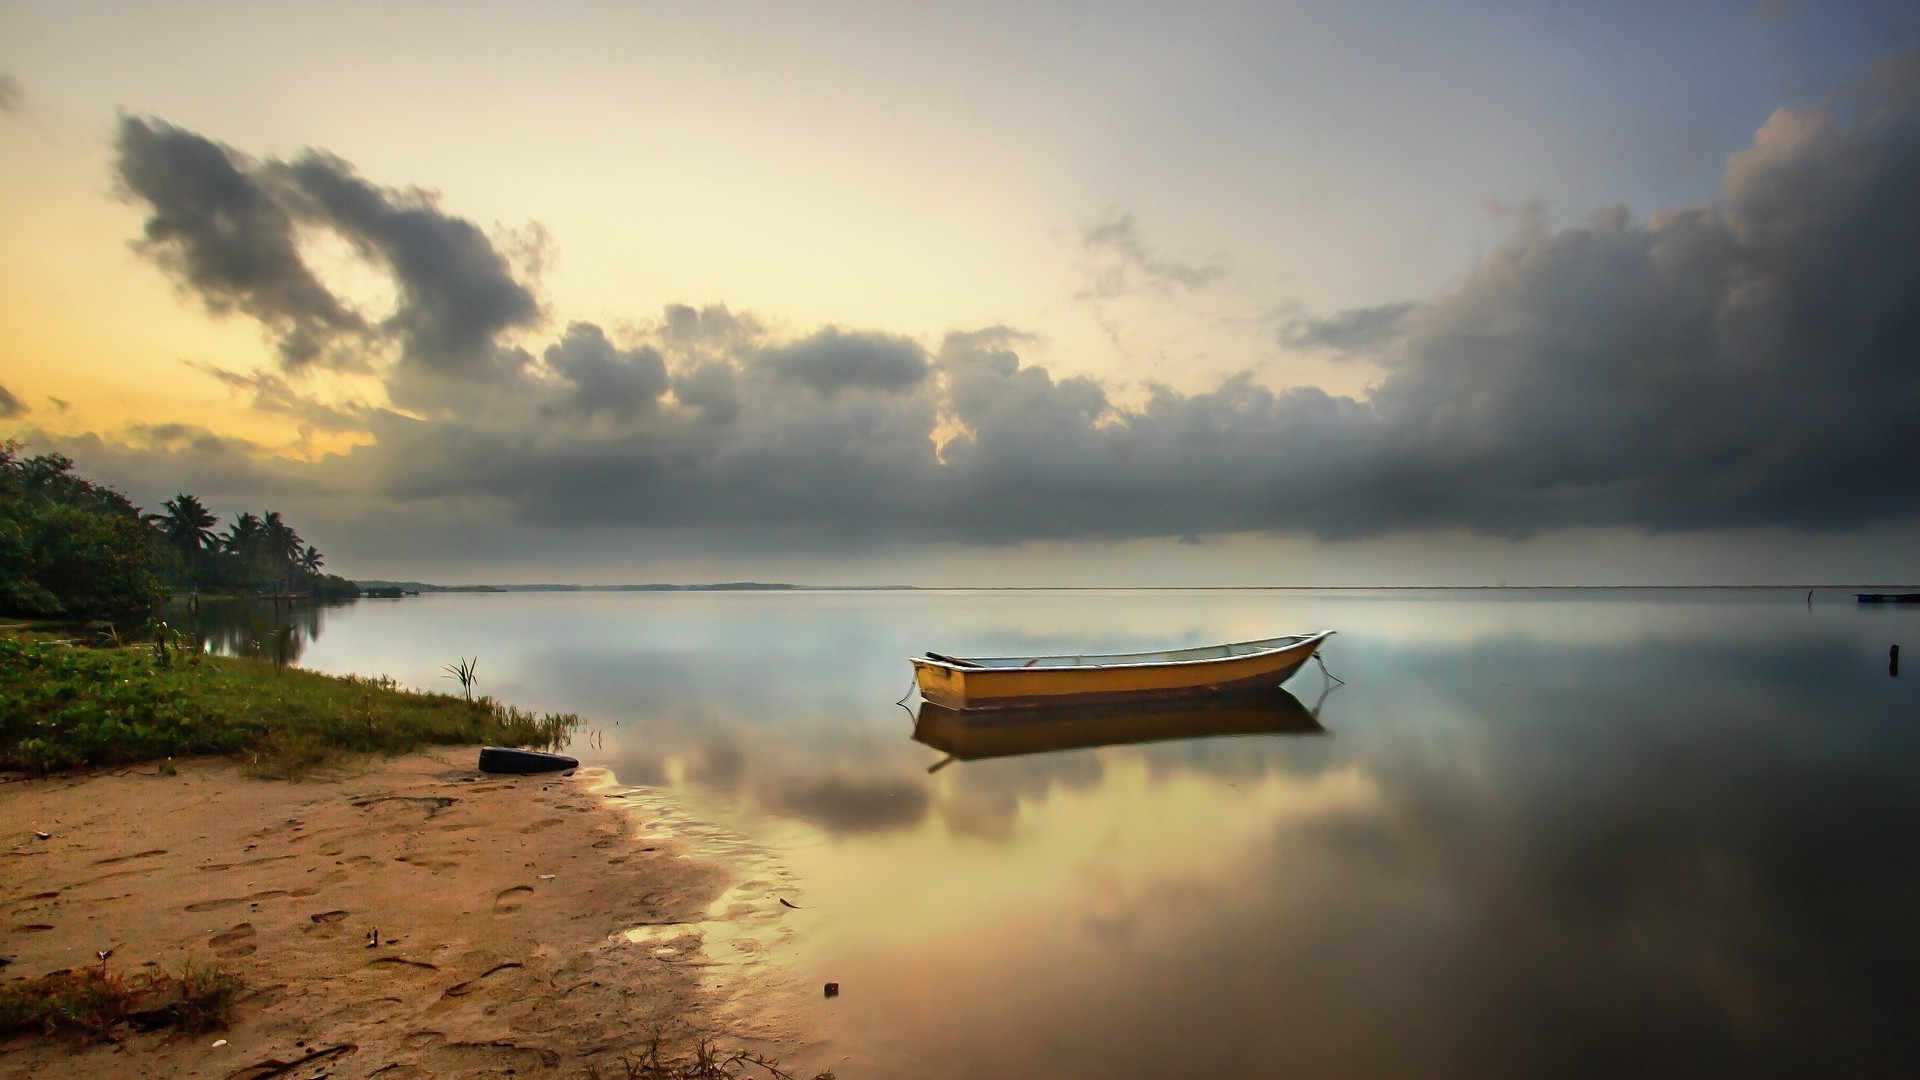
[0,750,748,1077]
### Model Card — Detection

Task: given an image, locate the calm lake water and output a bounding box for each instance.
[173,589,1920,1078]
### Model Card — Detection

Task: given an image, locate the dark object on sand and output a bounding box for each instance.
[824,982,840,998]
[1856,593,1920,604]
[478,746,581,774]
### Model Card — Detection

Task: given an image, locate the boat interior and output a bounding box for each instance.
[924,632,1327,670]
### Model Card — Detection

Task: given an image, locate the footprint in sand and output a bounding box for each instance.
[491,885,534,914]
[440,961,523,998]
[364,956,440,972]
[518,818,565,834]
[195,853,296,871]
[351,795,457,820]
[184,887,317,912]
[92,848,167,865]
[209,922,258,957]
[420,1042,559,1071]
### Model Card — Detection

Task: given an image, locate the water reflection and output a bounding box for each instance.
[280,590,1919,1077]
[161,596,356,664]
[913,687,1326,769]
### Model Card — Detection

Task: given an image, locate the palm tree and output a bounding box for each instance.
[298,545,325,576]
[262,512,302,590]
[220,512,264,587]
[149,494,219,587]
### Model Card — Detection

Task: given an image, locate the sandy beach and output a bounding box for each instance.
[0,750,787,1078]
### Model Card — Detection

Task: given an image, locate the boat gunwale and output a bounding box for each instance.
[912,629,1334,675]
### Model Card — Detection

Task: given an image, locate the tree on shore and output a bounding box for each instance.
[0,442,360,619]
[151,493,219,588]
[0,441,170,622]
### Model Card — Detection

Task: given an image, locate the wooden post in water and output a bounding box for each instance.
[1892,644,1901,678]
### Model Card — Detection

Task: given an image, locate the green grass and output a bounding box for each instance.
[0,629,578,776]
[0,962,242,1041]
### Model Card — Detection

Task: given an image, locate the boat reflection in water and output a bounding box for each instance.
[912,685,1328,772]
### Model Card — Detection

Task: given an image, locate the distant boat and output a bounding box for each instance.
[1856,593,1920,604]
[913,686,1325,767]
[910,631,1334,711]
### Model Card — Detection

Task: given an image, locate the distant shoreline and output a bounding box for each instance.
[352,581,1920,593]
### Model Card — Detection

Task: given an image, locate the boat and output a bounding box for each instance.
[477,746,579,774]
[910,631,1334,711]
[1856,593,1920,604]
[913,686,1325,769]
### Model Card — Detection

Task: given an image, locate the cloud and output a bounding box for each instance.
[270,151,542,380]
[758,327,930,395]
[115,117,371,367]
[541,322,668,421]
[91,51,1920,550]
[1278,301,1416,355]
[1078,211,1231,299]
[114,115,541,385]
[0,73,22,116]
[0,383,27,418]
[185,362,371,433]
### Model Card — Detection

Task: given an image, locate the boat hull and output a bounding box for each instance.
[911,632,1331,711]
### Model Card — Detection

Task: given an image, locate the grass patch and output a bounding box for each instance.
[0,962,242,1041]
[0,629,578,775]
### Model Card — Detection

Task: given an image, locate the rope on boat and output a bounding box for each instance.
[1314,650,1346,688]
[895,673,920,713]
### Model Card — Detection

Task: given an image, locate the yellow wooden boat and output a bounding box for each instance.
[913,687,1325,766]
[910,631,1334,711]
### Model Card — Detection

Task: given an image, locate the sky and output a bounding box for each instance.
[2,0,1918,586]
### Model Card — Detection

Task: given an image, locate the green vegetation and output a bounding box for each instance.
[148,494,359,599]
[0,628,578,775]
[0,441,359,625]
[0,962,242,1041]
[0,443,171,623]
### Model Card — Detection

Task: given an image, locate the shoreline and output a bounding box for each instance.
[1,750,789,1077]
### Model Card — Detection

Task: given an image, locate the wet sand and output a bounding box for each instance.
[0,750,776,1077]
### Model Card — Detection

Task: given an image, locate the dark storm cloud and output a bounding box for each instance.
[114,116,369,367]
[100,51,1920,546]
[1357,48,1920,534]
[271,151,542,379]
[0,383,27,418]
[541,322,668,420]
[114,116,540,383]
[758,327,929,395]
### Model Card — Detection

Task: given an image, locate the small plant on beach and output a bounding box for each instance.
[442,655,479,701]
[267,624,297,672]
[599,1034,834,1080]
[144,618,191,671]
[0,961,241,1041]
